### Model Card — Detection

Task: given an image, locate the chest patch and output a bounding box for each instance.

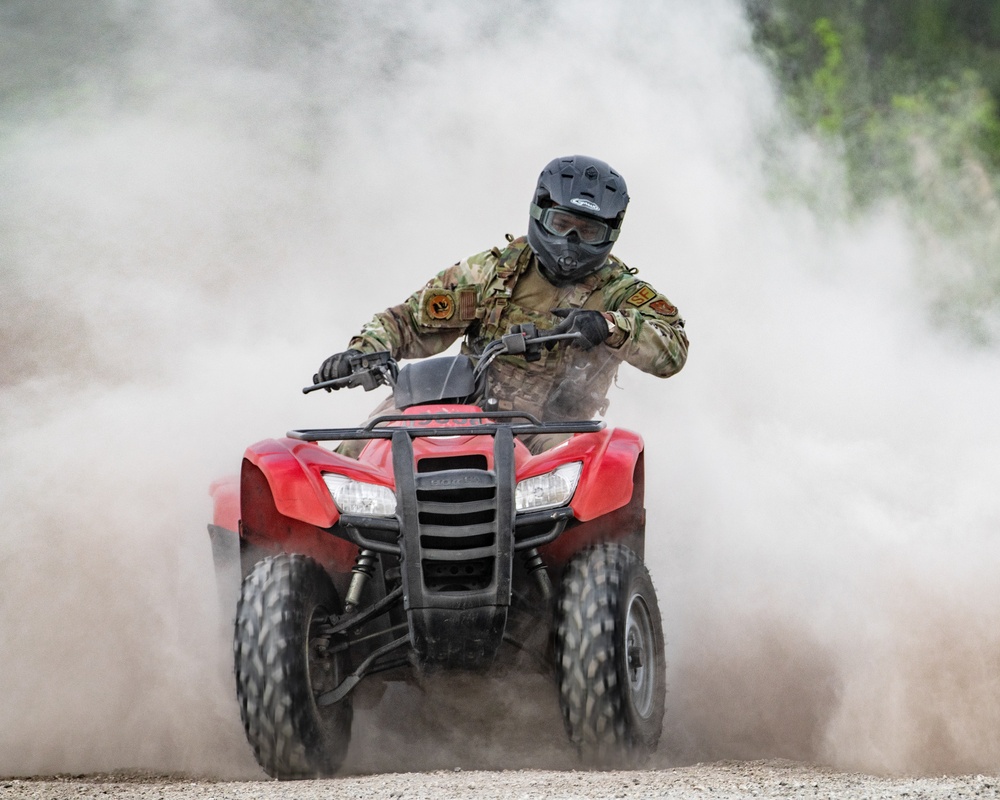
[626,286,656,306]
[426,292,456,320]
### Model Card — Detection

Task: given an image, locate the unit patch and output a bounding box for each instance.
[649,298,678,316]
[626,285,657,306]
[426,292,456,320]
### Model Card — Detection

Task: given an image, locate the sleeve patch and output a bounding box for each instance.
[649,298,678,316]
[626,286,657,306]
[425,292,456,320]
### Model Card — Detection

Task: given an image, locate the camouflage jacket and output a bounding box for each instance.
[348,236,688,420]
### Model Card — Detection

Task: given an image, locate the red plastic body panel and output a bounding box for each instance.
[238,438,399,574]
[209,475,240,532]
[218,403,645,575]
[515,427,643,521]
[356,405,521,474]
[541,450,646,566]
[243,437,397,527]
[240,458,358,573]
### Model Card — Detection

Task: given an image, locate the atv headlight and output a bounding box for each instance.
[323,473,396,517]
[515,461,583,512]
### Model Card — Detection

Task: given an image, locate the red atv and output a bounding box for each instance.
[209,326,665,778]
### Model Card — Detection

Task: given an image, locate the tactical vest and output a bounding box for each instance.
[461,237,626,421]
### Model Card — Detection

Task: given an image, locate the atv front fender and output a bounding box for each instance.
[522,428,645,567]
[243,438,338,528]
[242,437,393,528]
[570,428,643,521]
[240,438,390,573]
[519,427,643,521]
[542,449,646,565]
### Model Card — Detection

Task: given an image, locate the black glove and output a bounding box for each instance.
[313,348,362,387]
[550,308,611,351]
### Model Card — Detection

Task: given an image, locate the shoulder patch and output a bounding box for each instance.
[649,298,678,316]
[426,292,456,320]
[626,285,657,306]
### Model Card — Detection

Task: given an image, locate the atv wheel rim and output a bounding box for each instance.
[625,593,656,718]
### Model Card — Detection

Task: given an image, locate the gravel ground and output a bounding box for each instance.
[5,673,998,799]
[3,762,1000,800]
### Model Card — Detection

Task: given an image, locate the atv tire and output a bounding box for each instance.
[555,543,666,766]
[234,554,353,778]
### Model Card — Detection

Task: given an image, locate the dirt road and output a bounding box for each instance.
[3,761,999,800]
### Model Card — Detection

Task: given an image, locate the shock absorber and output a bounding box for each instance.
[345,548,377,610]
[522,547,553,600]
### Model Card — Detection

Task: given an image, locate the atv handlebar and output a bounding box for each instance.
[472,325,584,382]
[499,328,584,354]
[303,326,584,394]
[304,351,398,394]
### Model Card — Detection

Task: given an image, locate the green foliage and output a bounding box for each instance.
[810,18,845,134]
[746,0,1000,341]
[748,0,1000,176]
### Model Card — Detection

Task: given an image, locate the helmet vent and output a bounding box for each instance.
[585,166,599,179]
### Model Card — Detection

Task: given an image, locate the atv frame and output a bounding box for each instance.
[210,329,665,778]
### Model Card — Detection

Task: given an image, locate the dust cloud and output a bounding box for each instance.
[2,0,1000,779]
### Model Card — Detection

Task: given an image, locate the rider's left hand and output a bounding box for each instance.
[313,348,362,390]
[550,308,612,350]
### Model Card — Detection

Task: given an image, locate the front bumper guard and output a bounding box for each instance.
[305,412,591,675]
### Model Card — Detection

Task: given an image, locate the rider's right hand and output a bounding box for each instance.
[550,308,612,351]
[313,349,363,389]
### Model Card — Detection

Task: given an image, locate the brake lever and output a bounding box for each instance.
[528,331,586,348]
[303,375,353,394]
[303,351,396,394]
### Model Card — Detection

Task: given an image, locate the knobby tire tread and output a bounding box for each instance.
[555,542,665,766]
[234,554,352,779]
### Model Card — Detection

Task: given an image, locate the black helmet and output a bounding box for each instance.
[527,155,629,285]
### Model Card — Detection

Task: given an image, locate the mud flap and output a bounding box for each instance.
[208,523,242,622]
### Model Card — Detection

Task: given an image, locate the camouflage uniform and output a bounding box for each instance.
[346,236,687,438]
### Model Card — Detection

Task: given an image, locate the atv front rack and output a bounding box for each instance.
[287,410,604,442]
[287,411,598,559]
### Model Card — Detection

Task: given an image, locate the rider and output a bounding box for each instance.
[314,154,688,453]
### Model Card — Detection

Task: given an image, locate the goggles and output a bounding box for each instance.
[529,203,620,244]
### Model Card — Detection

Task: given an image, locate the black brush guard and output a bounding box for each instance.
[289,411,602,673]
